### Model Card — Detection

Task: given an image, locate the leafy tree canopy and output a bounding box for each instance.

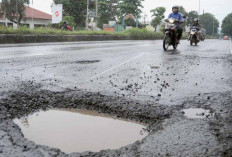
[221,13,232,36]
[186,11,198,26]
[200,13,219,35]
[98,0,117,28]
[117,0,144,19]
[53,0,87,26]
[150,7,166,31]
[0,0,30,24]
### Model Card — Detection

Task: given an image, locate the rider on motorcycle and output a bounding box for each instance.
[192,18,201,30]
[168,6,184,44]
[191,18,202,41]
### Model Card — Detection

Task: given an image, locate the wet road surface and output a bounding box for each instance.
[1,40,231,103]
[0,40,231,156]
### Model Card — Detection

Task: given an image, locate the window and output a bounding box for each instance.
[7,23,13,27]
[34,24,46,28]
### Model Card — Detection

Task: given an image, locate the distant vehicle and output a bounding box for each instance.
[189,27,205,46]
[223,36,229,40]
[189,26,200,46]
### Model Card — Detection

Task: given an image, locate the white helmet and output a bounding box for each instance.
[194,18,199,22]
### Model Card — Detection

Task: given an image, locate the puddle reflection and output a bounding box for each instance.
[14,109,147,153]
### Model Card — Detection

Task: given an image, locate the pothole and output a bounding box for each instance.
[13,109,148,153]
[75,60,100,64]
[182,108,214,119]
[150,65,160,69]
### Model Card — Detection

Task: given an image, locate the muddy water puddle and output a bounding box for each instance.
[14,109,147,153]
[183,108,214,119]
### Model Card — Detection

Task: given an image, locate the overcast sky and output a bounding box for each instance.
[30,0,232,24]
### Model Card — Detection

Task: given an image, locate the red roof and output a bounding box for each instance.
[24,6,52,20]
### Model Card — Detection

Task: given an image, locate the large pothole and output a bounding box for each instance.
[13,108,148,153]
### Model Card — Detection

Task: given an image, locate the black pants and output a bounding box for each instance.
[177,28,183,40]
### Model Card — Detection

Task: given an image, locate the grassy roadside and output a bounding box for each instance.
[0,27,164,40]
[0,26,216,42]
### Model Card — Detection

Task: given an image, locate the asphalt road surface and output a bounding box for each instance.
[0,40,231,156]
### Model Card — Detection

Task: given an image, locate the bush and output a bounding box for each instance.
[124,28,163,40]
[0,27,165,40]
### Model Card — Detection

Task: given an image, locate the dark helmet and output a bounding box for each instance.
[172,5,179,10]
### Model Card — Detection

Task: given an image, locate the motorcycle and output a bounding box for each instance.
[163,18,182,51]
[189,26,200,46]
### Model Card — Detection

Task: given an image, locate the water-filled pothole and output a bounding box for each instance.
[14,109,148,153]
[75,60,100,64]
[182,108,214,119]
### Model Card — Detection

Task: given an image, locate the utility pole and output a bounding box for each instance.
[202,9,204,28]
[143,13,147,25]
[86,0,90,30]
[32,0,34,29]
[213,19,215,37]
[16,0,18,28]
[198,0,200,19]
[95,0,98,27]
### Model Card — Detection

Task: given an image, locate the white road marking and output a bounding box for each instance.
[90,53,145,80]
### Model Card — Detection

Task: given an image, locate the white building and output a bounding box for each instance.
[0,5,52,29]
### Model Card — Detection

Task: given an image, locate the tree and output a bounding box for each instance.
[179,6,187,16]
[98,0,117,28]
[150,7,166,31]
[53,0,87,27]
[0,0,30,25]
[200,13,219,36]
[151,7,166,17]
[187,11,198,26]
[221,13,232,36]
[117,0,144,19]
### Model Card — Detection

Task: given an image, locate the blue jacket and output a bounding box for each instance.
[168,13,184,21]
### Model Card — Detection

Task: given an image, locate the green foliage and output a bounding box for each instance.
[124,28,163,40]
[151,17,162,31]
[221,13,232,36]
[62,16,76,28]
[200,13,219,35]
[53,0,87,27]
[98,0,117,28]
[53,0,144,28]
[0,26,114,35]
[151,7,166,17]
[117,0,144,19]
[159,24,165,33]
[179,6,188,16]
[150,7,166,31]
[0,27,164,40]
[0,0,30,24]
[187,11,198,26]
